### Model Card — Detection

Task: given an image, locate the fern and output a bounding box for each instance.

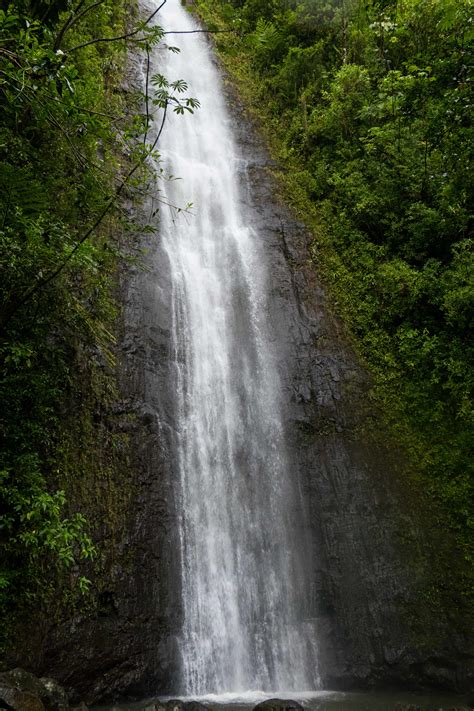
[0,162,47,221]
[253,18,280,49]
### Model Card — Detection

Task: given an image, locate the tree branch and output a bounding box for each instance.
[53,0,88,48]
[54,0,106,51]
[67,0,168,52]
[143,44,150,146]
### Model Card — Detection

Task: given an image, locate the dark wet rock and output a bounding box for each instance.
[181,702,208,711]
[164,702,207,711]
[162,701,187,711]
[39,679,69,710]
[394,704,420,711]
[142,702,207,711]
[0,687,45,711]
[0,669,70,711]
[0,671,46,700]
[253,700,304,711]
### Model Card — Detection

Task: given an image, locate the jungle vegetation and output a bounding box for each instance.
[0,0,198,649]
[195,0,473,598]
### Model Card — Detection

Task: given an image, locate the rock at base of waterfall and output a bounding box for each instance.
[0,669,72,711]
[0,669,46,698]
[145,701,208,711]
[253,699,304,711]
[180,703,208,711]
[39,679,69,710]
[0,686,45,711]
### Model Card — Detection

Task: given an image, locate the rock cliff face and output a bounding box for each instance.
[11,51,471,702]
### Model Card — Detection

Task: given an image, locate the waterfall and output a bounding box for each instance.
[147,0,319,696]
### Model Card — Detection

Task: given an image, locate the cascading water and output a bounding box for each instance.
[148,0,319,696]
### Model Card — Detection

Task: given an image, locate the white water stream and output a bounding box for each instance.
[148,0,319,695]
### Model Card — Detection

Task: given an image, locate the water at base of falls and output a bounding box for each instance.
[99,690,473,711]
[147,0,319,695]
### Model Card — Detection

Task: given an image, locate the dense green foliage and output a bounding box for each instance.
[196,0,473,583]
[0,0,132,639]
[0,0,200,644]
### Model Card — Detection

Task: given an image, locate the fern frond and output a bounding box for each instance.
[0,162,47,218]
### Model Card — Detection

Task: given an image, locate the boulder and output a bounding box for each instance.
[0,670,46,699]
[0,669,71,711]
[161,700,183,711]
[253,700,304,711]
[182,703,208,711]
[165,702,207,711]
[140,702,208,711]
[39,679,69,711]
[0,687,45,711]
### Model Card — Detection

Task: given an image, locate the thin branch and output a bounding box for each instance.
[0,48,21,66]
[68,24,236,51]
[41,107,90,170]
[73,0,89,13]
[42,85,122,119]
[51,98,120,120]
[147,102,168,163]
[40,0,70,24]
[68,0,167,52]
[22,78,123,120]
[53,0,88,49]
[54,0,106,50]
[143,44,150,146]
[1,184,12,231]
